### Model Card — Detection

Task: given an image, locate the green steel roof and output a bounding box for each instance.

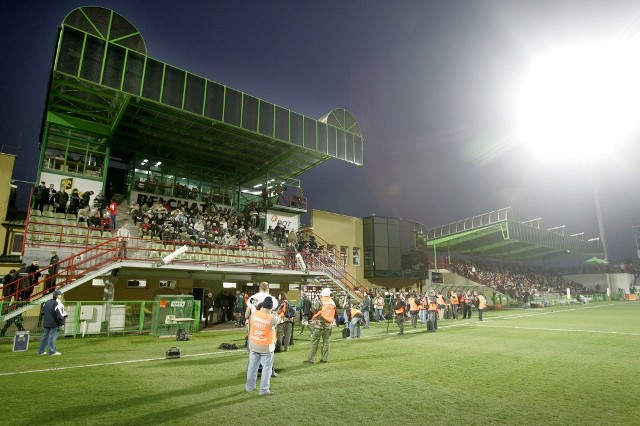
[42,6,363,187]
[427,207,605,261]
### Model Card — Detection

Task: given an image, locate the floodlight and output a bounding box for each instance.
[517,42,640,158]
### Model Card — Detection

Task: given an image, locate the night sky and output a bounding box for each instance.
[3,1,640,263]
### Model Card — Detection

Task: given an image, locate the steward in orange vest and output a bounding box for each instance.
[246,296,280,395]
[450,291,459,320]
[393,293,406,335]
[408,294,421,328]
[426,291,438,332]
[304,288,336,364]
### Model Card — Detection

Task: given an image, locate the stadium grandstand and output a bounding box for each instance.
[2,6,366,329]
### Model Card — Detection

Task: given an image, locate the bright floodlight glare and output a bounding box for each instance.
[517,42,640,158]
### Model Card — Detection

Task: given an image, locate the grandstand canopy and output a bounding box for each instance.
[426,207,604,261]
[41,6,363,190]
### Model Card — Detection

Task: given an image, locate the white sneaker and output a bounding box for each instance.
[51,352,62,356]
[39,353,47,356]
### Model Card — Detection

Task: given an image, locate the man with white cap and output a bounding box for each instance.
[245,296,280,396]
[246,282,279,377]
[38,290,67,356]
[303,288,336,364]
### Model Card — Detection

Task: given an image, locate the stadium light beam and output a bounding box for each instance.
[516,42,634,298]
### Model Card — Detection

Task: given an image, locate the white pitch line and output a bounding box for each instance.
[473,324,640,337]
[0,349,243,377]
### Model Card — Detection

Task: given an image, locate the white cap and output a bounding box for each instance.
[320,288,331,297]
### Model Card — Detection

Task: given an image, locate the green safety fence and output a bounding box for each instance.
[0,300,201,339]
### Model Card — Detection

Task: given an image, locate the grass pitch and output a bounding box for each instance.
[1,301,638,425]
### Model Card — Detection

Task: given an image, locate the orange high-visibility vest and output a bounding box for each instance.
[395,301,405,314]
[350,308,362,317]
[312,296,336,323]
[478,296,487,309]
[249,310,275,346]
[428,299,438,311]
[436,295,445,306]
[409,297,420,311]
[278,301,287,318]
[450,295,459,305]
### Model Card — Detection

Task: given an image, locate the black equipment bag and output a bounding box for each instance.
[176,328,189,341]
[342,327,350,338]
[166,347,181,359]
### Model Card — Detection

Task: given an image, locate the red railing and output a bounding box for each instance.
[15,218,366,306]
[297,229,368,300]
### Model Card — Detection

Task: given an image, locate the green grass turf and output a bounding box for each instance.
[1,301,638,425]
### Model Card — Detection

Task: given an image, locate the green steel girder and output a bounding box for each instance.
[427,219,604,261]
[47,112,111,136]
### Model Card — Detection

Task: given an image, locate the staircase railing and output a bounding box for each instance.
[300,230,368,301]
[1,238,120,321]
[308,253,365,301]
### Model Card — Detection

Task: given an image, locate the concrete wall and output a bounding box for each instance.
[0,154,16,256]
[563,273,635,294]
[310,209,366,285]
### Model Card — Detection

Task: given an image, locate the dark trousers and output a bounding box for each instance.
[463,304,472,319]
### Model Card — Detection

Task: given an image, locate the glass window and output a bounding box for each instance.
[44,141,67,171]
[352,247,361,266]
[364,248,374,267]
[374,247,389,271]
[374,223,388,246]
[340,246,349,266]
[10,232,23,255]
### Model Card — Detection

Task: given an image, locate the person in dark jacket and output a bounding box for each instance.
[55,189,69,214]
[68,188,80,216]
[80,190,94,209]
[203,292,214,328]
[38,290,66,356]
[0,269,24,337]
[46,251,60,293]
[33,181,48,212]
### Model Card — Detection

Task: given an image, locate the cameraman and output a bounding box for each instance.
[394,293,406,335]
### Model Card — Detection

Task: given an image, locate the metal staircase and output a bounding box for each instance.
[1,239,121,322]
